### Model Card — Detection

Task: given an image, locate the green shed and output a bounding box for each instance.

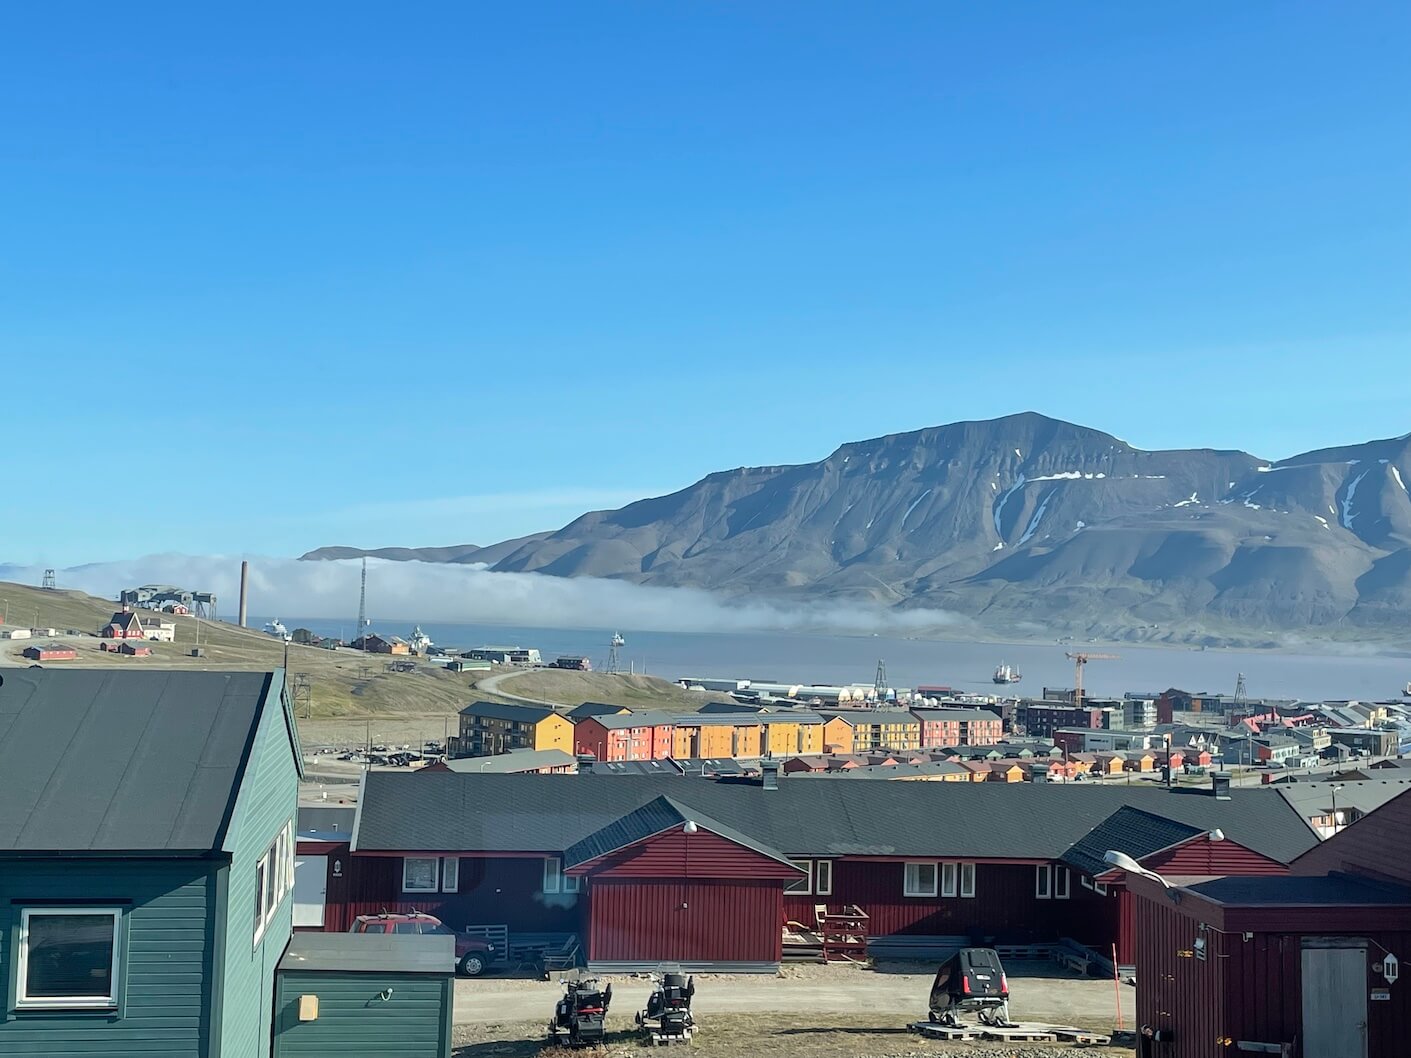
[273,933,454,1058]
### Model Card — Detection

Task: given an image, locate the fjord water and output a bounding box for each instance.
[267,618,1409,702]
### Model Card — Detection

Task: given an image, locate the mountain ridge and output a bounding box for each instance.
[301,413,1411,643]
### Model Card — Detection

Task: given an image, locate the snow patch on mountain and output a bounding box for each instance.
[1341,470,1370,529]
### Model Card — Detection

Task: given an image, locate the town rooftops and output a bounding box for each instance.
[458,700,558,724]
[353,772,1319,865]
[0,668,290,854]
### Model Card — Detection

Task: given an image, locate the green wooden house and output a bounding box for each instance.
[0,668,302,1058]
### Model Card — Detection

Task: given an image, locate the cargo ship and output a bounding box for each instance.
[992,662,1022,685]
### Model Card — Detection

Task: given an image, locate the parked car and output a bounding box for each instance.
[348,911,495,976]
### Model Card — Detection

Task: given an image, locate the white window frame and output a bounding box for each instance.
[903,861,939,898]
[1080,875,1094,890]
[959,861,976,899]
[543,856,563,894]
[941,862,958,898]
[814,860,834,897]
[16,908,123,1009]
[441,856,460,893]
[1094,880,1109,896]
[1055,865,1071,900]
[786,859,814,895]
[403,856,440,894]
[1036,864,1052,899]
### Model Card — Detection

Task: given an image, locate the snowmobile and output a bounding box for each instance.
[635,971,696,1044]
[548,974,613,1047]
[927,947,1014,1027]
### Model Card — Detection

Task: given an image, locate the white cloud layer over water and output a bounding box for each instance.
[0,555,962,636]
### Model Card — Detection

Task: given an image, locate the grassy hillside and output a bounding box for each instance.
[489,669,720,713]
[0,580,492,723]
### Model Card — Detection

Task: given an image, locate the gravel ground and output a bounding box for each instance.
[450,1013,1134,1058]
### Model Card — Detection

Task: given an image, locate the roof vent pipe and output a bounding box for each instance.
[576,754,596,775]
[761,759,781,791]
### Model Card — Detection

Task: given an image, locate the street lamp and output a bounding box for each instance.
[1330,784,1345,836]
[1103,850,1182,902]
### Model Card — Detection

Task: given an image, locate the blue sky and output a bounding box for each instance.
[3,2,1408,566]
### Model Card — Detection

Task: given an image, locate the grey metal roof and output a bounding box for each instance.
[580,710,675,730]
[0,669,278,854]
[439,749,575,773]
[278,931,453,975]
[458,700,556,723]
[817,709,919,725]
[588,759,682,776]
[353,773,1319,864]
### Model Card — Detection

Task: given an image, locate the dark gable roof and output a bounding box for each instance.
[354,774,1320,864]
[0,668,278,854]
[562,794,795,869]
[459,700,556,723]
[1060,806,1204,877]
[567,702,631,720]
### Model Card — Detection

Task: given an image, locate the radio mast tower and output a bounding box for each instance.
[606,632,625,674]
[356,559,368,641]
[41,569,56,590]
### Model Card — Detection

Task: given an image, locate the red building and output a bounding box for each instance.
[573,711,675,762]
[909,708,1003,747]
[1128,790,1411,1058]
[21,643,78,661]
[101,609,145,639]
[316,773,1317,973]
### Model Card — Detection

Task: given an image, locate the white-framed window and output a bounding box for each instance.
[563,868,581,894]
[960,862,976,899]
[255,820,297,944]
[1080,875,1094,890]
[1055,866,1070,900]
[941,862,958,898]
[544,856,582,894]
[15,908,123,1009]
[903,861,938,898]
[1036,864,1052,899]
[814,860,834,896]
[1094,880,1109,896]
[441,856,460,893]
[403,856,440,893]
[786,859,814,895]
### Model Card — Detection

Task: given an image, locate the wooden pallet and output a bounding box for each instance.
[980,1026,1058,1042]
[909,1021,980,1040]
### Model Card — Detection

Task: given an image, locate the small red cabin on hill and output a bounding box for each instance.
[102,609,145,639]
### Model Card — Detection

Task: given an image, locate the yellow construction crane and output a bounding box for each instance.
[1064,651,1119,710]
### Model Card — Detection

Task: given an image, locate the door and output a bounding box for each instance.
[293,854,328,927]
[1301,942,1367,1058]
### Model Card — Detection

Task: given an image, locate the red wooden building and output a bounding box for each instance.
[319,773,1318,973]
[1127,789,1411,1058]
[101,609,145,638]
[21,643,78,661]
[573,711,675,762]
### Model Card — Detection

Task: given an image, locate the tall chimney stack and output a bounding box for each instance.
[238,561,249,627]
